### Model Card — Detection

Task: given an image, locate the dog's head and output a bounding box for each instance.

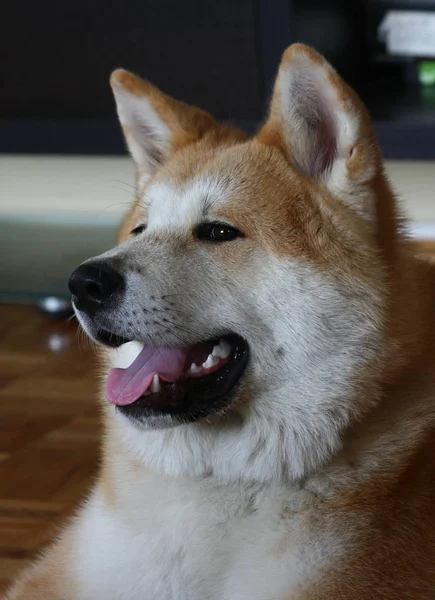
[70,45,397,483]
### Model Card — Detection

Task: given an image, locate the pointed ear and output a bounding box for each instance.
[259,44,382,216]
[110,69,218,177]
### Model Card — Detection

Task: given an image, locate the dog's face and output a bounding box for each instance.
[71,45,392,482]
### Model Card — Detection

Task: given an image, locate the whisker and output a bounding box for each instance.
[76,325,91,351]
[97,200,138,212]
[66,312,77,325]
[108,180,138,192]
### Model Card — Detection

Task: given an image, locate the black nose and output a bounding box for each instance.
[68,262,124,315]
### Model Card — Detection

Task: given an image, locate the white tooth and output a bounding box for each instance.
[212,339,231,359]
[219,339,231,359]
[211,344,222,358]
[188,363,201,373]
[151,373,160,393]
[202,354,219,369]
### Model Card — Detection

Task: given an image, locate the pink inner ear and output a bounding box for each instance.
[312,109,337,176]
[291,76,338,178]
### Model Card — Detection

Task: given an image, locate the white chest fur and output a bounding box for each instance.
[69,472,337,600]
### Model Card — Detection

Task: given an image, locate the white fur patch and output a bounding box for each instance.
[67,476,341,600]
[145,175,233,231]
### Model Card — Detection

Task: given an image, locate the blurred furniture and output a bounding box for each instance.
[2,0,435,158]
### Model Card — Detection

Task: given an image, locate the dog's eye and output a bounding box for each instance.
[195,222,242,242]
[130,224,146,236]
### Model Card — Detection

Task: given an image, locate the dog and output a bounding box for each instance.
[6,43,435,599]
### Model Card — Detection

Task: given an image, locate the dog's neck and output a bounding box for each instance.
[317,256,435,495]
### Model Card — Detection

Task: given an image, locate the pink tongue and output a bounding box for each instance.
[106,346,189,406]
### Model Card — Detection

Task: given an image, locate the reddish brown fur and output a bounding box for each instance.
[302,435,435,598]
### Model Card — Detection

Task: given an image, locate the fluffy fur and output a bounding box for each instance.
[6,44,435,599]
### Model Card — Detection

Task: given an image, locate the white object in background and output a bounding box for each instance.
[0,155,134,218]
[379,11,435,57]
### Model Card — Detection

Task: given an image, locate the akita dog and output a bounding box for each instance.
[7,44,435,599]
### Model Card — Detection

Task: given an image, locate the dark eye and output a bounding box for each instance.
[195,222,242,242]
[130,224,146,236]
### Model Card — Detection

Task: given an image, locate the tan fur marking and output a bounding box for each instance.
[5,537,77,600]
[212,142,379,277]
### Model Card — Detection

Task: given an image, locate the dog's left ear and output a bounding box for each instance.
[110,69,219,179]
[259,44,382,217]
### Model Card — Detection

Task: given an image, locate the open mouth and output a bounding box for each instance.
[104,334,249,425]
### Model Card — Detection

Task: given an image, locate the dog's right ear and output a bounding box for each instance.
[258,44,383,219]
[110,70,217,178]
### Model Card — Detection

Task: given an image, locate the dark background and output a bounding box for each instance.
[2,0,435,158]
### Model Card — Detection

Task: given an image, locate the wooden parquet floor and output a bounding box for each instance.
[0,304,99,594]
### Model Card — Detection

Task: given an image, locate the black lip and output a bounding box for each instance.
[96,328,130,348]
[117,334,249,426]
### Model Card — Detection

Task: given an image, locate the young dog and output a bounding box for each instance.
[7,44,435,599]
